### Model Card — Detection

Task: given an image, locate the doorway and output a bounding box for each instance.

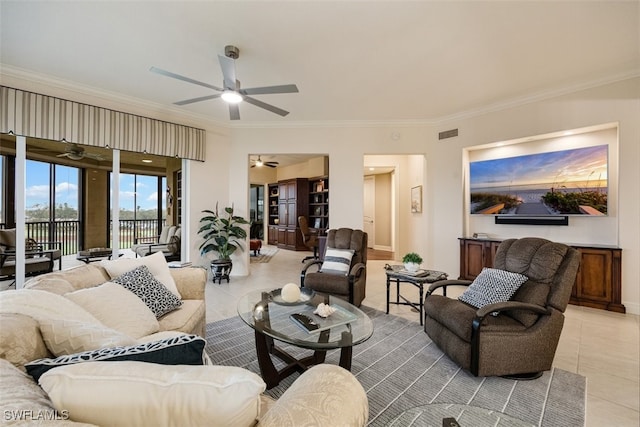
[363,163,395,261]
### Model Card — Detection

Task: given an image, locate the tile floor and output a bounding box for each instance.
[4,245,639,426]
[205,245,640,427]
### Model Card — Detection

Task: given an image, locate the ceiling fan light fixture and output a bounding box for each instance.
[221,90,243,104]
[255,158,264,167]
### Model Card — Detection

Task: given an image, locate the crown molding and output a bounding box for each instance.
[2,64,638,131]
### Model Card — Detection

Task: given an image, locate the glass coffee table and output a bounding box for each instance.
[237,288,373,389]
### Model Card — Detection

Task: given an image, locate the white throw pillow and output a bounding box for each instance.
[100,251,181,298]
[0,288,136,356]
[65,282,159,339]
[40,361,266,427]
[39,318,136,356]
[320,248,355,276]
[458,267,529,315]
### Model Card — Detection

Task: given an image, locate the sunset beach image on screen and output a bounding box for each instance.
[469,145,608,216]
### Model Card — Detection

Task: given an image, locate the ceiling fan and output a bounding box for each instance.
[150,45,298,120]
[56,144,105,161]
[250,155,279,168]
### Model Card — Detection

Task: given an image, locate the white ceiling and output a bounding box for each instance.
[1,1,638,126]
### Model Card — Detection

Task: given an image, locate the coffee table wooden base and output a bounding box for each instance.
[254,329,353,389]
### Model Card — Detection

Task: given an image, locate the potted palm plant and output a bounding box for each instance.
[198,203,250,283]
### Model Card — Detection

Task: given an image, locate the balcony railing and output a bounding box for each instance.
[1,219,166,256]
[114,219,166,250]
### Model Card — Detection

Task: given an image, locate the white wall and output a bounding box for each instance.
[428,78,639,313]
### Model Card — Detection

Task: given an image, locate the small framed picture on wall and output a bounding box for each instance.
[411,185,422,213]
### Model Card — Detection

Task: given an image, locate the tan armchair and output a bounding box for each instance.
[131,225,181,261]
[423,237,580,378]
[300,228,368,307]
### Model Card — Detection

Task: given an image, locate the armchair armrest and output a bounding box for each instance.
[300,259,323,287]
[475,301,551,319]
[348,262,366,278]
[426,279,472,297]
[170,267,206,300]
[257,364,368,427]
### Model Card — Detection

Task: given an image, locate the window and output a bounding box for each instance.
[110,172,166,248]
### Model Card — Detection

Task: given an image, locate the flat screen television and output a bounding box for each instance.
[469,145,608,216]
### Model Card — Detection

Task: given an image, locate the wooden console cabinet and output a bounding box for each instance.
[458,238,625,313]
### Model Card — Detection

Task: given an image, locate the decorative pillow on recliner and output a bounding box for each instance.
[112,265,183,318]
[25,334,206,382]
[319,248,355,276]
[458,267,528,315]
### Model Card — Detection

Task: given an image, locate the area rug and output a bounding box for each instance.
[249,245,278,263]
[205,306,586,427]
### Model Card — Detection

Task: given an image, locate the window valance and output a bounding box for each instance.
[1,86,205,161]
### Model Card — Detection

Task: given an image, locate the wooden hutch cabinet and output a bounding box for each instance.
[458,237,625,313]
[275,178,309,250]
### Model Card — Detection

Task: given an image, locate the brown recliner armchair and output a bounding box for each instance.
[300,228,368,307]
[424,237,580,378]
[298,216,319,263]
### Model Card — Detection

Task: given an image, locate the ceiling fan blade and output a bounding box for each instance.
[174,94,221,106]
[85,153,105,161]
[241,84,299,95]
[217,55,237,90]
[229,104,240,121]
[150,66,223,92]
[243,96,289,117]
[56,153,67,158]
[266,163,278,168]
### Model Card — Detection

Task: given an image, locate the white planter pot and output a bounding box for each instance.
[404,262,420,272]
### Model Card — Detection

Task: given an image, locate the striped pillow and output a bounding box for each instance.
[320,248,355,276]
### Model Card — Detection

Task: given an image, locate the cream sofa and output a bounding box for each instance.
[0,255,369,426]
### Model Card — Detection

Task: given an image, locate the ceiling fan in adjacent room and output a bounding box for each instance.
[250,155,279,168]
[56,144,105,161]
[150,45,299,120]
